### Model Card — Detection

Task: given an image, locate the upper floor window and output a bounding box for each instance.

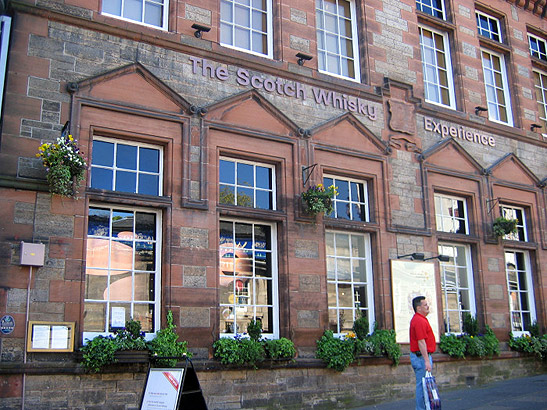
[416,0,445,20]
[528,33,547,62]
[419,26,456,108]
[0,16,11,118]
[481,49,513,126]
[220,0,273,58]
[434,194,468,234]
[316,0,360,81]
[533,70,547,129]
[102,0,168,29]
[323,176,368,221]
[505,250,536,336]
[219,158,276,210]
[91,138,163,196]
[500,205,528,242]
[476,11,501,42]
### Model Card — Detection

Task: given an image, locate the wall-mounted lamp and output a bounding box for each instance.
[531,123,542,132]
[192,23,211,38]
[397,253,425,260]
[475,106,488,116]
[424,255,450,262]
[296,52,313,66]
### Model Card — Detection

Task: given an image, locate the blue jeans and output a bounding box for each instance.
[410,352,433,410]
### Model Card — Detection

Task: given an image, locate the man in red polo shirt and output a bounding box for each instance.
[409,296,436,410]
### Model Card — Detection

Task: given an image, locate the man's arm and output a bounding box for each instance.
[418,339,432,372]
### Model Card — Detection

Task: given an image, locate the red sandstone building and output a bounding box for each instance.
[0,0,545,408]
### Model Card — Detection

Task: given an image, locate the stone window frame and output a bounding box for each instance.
[528,33,547,62]
[418,25,457,109]
[218,156,277,211]
[101,0,169,30]
[416,0,446,20]
[83,204,162,342]
[323,174,369,222]
[325,230,374,336]
[0,16,11,117]
[533,69,547,129]
[500,204,528,242]
[438,242,476,334]
[315,0,361,82]
[480,48,514,126]
[218,219,279,339]
[90,136,164,196]
[219,0,273,59]
[505,249,537,336]
[434,193,469,235]
[475,10,502,43]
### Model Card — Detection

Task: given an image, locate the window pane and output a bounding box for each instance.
[116,170,137,193]
[138,174,159,196]
[91,167,113,191]
[139,147,159,172]
[92,141,114,166]
[103,0,122,15]
[144,3,162,26]
[123,0,143,22]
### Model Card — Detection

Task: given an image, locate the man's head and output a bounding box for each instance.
[412,296,429,315]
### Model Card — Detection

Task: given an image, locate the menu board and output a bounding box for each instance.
[27,321,75,352]
[391,260,440,344]
[141,368,184,410]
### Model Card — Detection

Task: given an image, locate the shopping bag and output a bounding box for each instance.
[422,371,441,410]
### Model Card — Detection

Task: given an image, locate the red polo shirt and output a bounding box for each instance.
[409,312,436,353]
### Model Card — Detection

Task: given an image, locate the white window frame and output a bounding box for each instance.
[481,48,513,126]
[475,11,502,43]
[500,205,528,242]
[83,204,162,342]
[323,175,369,222]
[533,69,547,128]
[90,137,163,196]
[505,250,536,336]
[219,219,279,339]
[528,33,547,62]
[326,230,374,336]
[434,193,469,234]
[419,26,456,109]
[101,0,169,30]
[438,243,476,334]
[416,0,446,20]
[0,15,11,116]
[315,0,361,82]
[219,0,273,59]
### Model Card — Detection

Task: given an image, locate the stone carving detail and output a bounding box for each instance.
[388,99,416,135]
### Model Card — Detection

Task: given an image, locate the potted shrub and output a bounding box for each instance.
[301,183,338,216]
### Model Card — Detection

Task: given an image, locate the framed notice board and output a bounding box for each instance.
[26,321,75,352]
[391,260,440,344]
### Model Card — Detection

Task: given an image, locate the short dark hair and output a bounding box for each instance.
[412,296,426,312]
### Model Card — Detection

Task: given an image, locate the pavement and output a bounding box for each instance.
[354,373,547,409]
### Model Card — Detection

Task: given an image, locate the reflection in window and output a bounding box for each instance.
[529,34,547,62]
[324,176,368,221]
[0,16,11,116]
[481,49,513,125]
[219,220,278,338]
[219,158,275,210]
[84,206,160,336]
[533,70,547,130]
[220,0,272,57]
[316,0,360,80]
[500,205,527,242]
[434,194,468,234]
[326,231,373,335]
[91,138,162,196]
[476,11,501,42]
[505,250,536,334]
[102,0,168,29]
[416,0,445,19]
[438,243,475,333]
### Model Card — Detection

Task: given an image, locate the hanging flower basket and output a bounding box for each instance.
[36,133,87,198]
[492,216,518,237]
[301,184,338,216]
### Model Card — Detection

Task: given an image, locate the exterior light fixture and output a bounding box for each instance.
[192,23,211,38]
[531,123,542,131]
[397,253,425,260]
[296,53,313,66]
[424,255,450,262]
[474,106,488,116]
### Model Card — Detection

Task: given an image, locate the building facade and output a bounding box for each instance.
[0,0,546,407]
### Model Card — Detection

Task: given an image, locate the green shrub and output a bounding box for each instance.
[465,335,486,357]
[462,313,479,337]
[509,333,547,361]
[440,326,499,358]
[247,319,262,342]
[213,336,265,368]
[315,330,355,372]
[147,311,191,367]
[114,319,147,351]
[352,315,369,341]
[439,334,466,358]
[264,338,296,360]
[482,326,500,356]
[80,335,119,373]
[368,329,401,365]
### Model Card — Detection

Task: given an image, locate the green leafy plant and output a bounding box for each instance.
[264,338,296,360]
[316,330,355,372]
[492,216,518,237]
[36,133,87,197]
[509,333,547,361]
[439,334,466,358]
[352,313,369,341]
[213,335,265,368]
[247,319,262,342]
[367,328,401,365]
[302,184,338,216]
[440,324,499,358]
[147,311,191,367]
[114,318,148,351]
[80,335,119,373]
[462,312,479,336]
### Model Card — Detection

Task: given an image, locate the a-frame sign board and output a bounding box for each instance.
[140,356,207,410]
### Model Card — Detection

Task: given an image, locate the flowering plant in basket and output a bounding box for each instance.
[302,183,338,216]
[36,133,87,197]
